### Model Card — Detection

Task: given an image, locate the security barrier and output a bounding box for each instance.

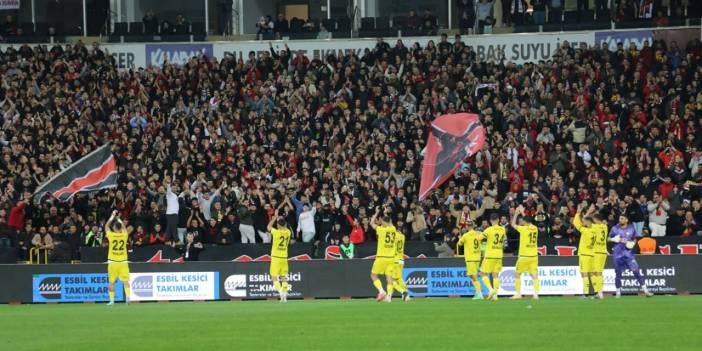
[28,248,49,264]
[1,255,700,303]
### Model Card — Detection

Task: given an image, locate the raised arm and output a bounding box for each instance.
[104,210,118,233]
[370,207,380,230]
[510,206,523,230]
[267,209,278,232]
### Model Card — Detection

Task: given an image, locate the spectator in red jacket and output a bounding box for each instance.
[148,223,167,245]
[8,194,28,231]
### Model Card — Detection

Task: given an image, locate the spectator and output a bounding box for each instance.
[273,14,289,37]
[164,179,180,243]
[507,0,528,26]
[476,0,495,34]
[256,16,274,39]
[174,14,190,35]
[637,231,656,254]
[148,223,167,245]
[237,199,256,244]
[2,15,17,37]
[434,235,455,258]
[339,234,355,259]
[317,23,331,39]
[532,0,547,25]
[143,10,159,34]
[406,10,420,30]
[179,232,203,261]
[297,204,317,243]
[457,0,476,34]
[31,226,53,250]
[549,0,563,23]
[421,8,437,33]
[647,194,669,237]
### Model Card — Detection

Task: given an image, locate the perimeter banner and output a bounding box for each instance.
[2,256,700,303]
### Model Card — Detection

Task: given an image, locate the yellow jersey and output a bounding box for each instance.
[573,213,595,256]
[376,225,398,258]
[592,223,609,254]
[515,224,539,257]
[483,225,507,259]
[271,227,292,259]
[106,230,129,262]
[457,230,483,262]
[394,231,406,260]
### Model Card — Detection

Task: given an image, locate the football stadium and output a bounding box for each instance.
[0,0,701,350]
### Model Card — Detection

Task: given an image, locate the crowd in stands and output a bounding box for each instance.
[1,31,702,262]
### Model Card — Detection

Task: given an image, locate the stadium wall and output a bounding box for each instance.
[1,255,700,303]
[0,27,695,68]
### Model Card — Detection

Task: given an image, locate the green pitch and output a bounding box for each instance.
[1,296,700,351]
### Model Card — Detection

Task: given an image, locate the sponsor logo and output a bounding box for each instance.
[405,270,428,294]
[132,275,153,298]
[595,30,653,50]
[603,265,677,294]
[224,275,247,297]
[245,272,303,298]
[37,277,61,299]
[403,267,483,297]
[145,44,213,66]
[32,274,121,303]
[129,272,218,301]
[498,269,516,293]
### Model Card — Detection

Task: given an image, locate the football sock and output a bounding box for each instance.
[492,275,501,292]
[109,290,115,302]
[472,278,483,296]
[532,277,540,294]
[373,279,385,293]
[273,280,282,293]
[281,282,288,294]
[514,275,522,294]
[124,286,131,299]
[593,275,602,293]
[583,276,591,295]
[395,279,407,293]
[387,283,394,297]
[481,275,493,291]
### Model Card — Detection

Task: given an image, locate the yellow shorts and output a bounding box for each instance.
[515,256,538,275]
[480,257,503,273]
[390,262,404,280]
[465,261,480,276]
[579,255,594,273]
[593,253,607,273]
[107,262,130,284]
[270,258,289,277]
[371,257,395,275]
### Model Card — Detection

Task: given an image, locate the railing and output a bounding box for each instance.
[28,248,49,264]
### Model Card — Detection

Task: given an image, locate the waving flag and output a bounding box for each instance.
[33,144,118,203]
[419,113,486,200]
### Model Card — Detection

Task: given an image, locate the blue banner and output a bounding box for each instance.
[403,267,489,297]
[32,273,123,303]
[145,43,214,66]
[595,30,653,50]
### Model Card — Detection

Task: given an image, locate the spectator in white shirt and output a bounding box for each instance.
[164,179,180,243]
[297,204,317,243]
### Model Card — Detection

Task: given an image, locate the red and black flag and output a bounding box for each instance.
[419,113,485,200]
[33,144,118,203]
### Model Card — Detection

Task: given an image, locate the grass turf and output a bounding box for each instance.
[1,296,700,351]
